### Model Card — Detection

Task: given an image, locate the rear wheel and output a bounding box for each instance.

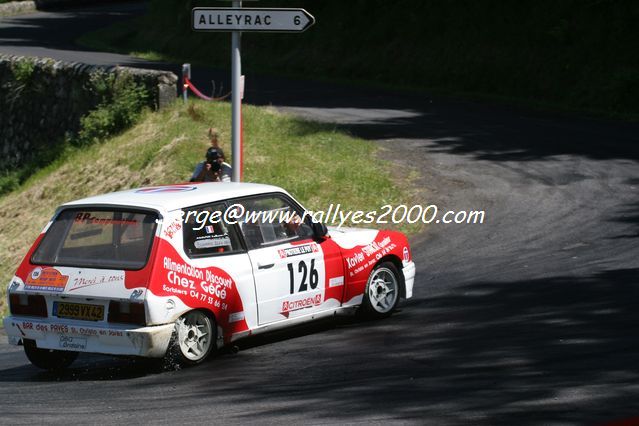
[360,262,401,318]
[169,310,216,366]
[23,340,78,371]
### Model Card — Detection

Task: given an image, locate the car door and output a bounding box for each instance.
[233,194,343,325]
[172,202,258,332]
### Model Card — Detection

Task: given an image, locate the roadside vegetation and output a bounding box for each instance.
[0,67,149,196]
[0,99,420,315]
[78,0,639,120]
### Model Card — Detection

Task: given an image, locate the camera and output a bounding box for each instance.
[206,158,222,173]
[205,147,223,174]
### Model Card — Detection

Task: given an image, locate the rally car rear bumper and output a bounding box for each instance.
[3,316,174,358]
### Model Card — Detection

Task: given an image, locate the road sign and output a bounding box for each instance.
[192,8,315,33]
[191,3,316,182]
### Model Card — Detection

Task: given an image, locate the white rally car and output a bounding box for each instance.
[4,183,416,369]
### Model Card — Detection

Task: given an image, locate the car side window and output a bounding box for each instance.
[182,203,243,258]
[233,195,314,250]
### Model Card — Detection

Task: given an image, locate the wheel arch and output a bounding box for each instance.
[190,307,220,342]
[193,307,225,350]
[374,255,406,298]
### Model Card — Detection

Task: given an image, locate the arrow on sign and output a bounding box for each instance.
[192,8,315,33]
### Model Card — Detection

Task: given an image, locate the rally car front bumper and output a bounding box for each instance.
[402,261,416,298]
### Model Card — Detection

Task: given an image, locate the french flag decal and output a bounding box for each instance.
[205,225,215,234]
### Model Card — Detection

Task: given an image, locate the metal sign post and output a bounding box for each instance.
[192,4,315,182]
[231,0,242,183]
[182,63,191,104]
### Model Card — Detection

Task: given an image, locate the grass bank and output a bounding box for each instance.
[78,0,639,120]
[0,99,420,315]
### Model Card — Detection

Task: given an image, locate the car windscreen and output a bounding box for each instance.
[31,208,158,270]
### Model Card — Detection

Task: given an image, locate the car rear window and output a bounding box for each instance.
[31,208,158,270]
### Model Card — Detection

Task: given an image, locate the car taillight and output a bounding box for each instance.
[108,301,146,326]
[9,294,48,317]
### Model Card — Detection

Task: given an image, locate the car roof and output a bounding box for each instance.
[61,182,286,212]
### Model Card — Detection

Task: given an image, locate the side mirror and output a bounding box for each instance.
[311,221,328,239]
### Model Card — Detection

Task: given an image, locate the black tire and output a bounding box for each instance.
[23,340,78,371]
[165,310,217,367]
[360,262,402,319]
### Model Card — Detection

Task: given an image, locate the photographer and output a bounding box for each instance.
[190,147,233,183]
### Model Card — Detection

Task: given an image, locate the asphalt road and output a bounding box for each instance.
[2,2,639,425]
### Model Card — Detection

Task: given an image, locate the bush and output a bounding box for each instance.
[75,72,149,146]
[0,70,150,198]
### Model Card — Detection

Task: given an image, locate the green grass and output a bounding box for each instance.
[0,100,420,316]
[77,0,639,121]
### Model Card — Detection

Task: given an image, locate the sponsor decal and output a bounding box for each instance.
[163,219,182,239]
[68,272,124,292]
[161,256,233,309]
[280,294,322,317]
[31,268,42,280]
[278,243,319,259]
[403,246,410,262]
[135,185,196,193]
[149,240,249,343]
[59,335,87,351]
[25,267,69,292]
[345,235,397,276]
[74,212,138,226]
[329,276,344,288]
[16,321,118,337]
[8,280,21,292]
[229,311,245,323]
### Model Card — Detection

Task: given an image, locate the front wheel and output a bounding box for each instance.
[360,262,401,318]
[168,310,216,366]
[23,340,78,370]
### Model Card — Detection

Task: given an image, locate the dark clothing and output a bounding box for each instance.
[190,161,232,182]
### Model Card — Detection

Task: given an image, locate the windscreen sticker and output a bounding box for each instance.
[73,213,138,226]
[25,267,69,292]
[194,235,231,249]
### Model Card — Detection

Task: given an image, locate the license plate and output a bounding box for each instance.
[53,301,104,321]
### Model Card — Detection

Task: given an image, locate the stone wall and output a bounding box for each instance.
[0,0,133,16]
[0,1,35,16]
[0,55,177,171]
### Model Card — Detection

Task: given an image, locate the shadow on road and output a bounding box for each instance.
[0,1,144,50]
[610,189,639,240]
[1,270,638,423]
[0,316,362,382]
[277,98,639,163]
[181,268,639,425]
